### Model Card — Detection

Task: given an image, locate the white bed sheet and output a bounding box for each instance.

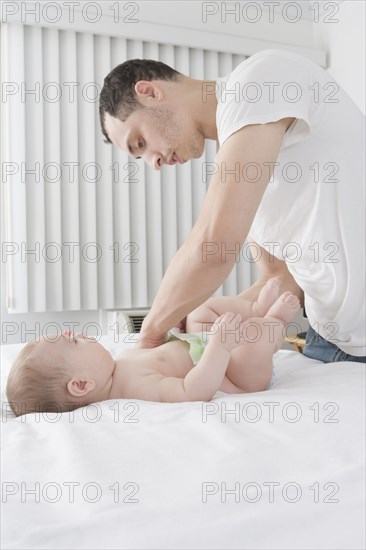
[1,335,365,550]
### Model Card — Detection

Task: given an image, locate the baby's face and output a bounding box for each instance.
[35,332,115,400]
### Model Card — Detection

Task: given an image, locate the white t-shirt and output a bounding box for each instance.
[216,49,365,356]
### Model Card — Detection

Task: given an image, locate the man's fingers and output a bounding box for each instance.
[175,317,187,333]
[134,333,168,349]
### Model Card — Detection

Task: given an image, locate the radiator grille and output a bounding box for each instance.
[2,22,252,313]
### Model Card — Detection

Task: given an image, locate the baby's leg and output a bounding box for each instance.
[186,277,280,333]
[225,292,300,392]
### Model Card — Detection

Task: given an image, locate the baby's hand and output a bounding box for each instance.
[210,312,243,352]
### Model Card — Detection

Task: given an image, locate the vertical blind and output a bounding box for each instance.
[2,22,253,313]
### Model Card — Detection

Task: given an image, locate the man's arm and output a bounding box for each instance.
[237,236,304,306]
[137,117,295,348]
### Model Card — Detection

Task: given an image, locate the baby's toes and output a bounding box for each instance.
[289,296,300,307]
[281,291,293,302]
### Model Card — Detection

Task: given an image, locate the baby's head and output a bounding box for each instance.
[6,332,115,417]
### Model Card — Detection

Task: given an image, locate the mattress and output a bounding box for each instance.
[1,335,365,550]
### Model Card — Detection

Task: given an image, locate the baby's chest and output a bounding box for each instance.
[116,340,194,379]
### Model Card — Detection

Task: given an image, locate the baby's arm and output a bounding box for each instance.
[156,343,230,402]
[134,313,243,403]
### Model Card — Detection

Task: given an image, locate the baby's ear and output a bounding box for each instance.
[67,378,96,397]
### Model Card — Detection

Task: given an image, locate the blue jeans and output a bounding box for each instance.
[303,326,366,363]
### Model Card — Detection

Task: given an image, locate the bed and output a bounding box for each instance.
[1,335,365,550]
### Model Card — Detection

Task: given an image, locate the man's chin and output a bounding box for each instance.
[192,150,205,161]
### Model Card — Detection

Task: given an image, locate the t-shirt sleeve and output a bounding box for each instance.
[216,50,326,148]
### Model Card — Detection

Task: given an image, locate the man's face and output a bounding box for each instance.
[104,105,205,170]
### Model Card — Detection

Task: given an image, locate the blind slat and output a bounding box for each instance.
[43,28,63,311]
[126,39,148,307]
[110,37,132,309]
[59,30,81,310]
[4,24,28,312]
[94,34,115,308]
[24,25,46,311]
[78,31,98,309]
[143,40,164,304]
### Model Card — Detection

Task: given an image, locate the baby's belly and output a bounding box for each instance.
[158,341,245,394]
[136,340,245,395]
[149,340,196,377]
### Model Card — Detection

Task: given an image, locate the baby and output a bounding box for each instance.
[6,277,300,416]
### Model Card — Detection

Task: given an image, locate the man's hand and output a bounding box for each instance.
[174,317,187,333]
[134,332,168,349]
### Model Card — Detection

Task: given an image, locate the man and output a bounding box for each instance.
[99,50,365,363]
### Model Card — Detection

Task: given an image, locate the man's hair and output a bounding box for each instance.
[99,58,181,143]
[6,341,80,417]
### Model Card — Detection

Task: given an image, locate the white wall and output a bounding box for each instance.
[313,0,365,114]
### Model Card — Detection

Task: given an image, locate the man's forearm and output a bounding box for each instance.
[142,238,234,339]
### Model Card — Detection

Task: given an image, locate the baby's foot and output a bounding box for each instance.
[253,277,280,316]
[265,291,300,324]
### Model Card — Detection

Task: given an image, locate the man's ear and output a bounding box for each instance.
[134,80,163,104]
[67,378,96,397]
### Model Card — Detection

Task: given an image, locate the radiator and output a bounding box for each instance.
[2,22,254,314]
[108,309,150,334]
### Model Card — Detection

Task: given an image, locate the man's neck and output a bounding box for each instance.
[186,78,218,141]
[200,79,218,141]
